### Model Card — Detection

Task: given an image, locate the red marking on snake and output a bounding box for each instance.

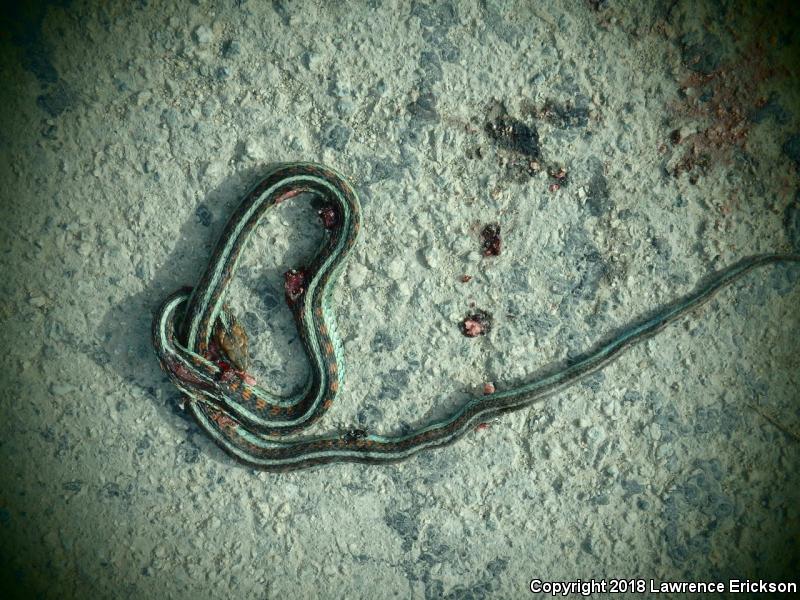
[284,269,307,303]
[274,189,305,205]
[211,411,238,429]
[318,205,338,228]
[171,361,205,385]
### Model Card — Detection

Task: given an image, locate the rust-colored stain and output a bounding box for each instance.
[668,40,788,183]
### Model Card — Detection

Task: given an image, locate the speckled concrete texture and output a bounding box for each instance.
[1,1,799,598]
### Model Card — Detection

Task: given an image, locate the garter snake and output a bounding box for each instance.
[152,162,800,471]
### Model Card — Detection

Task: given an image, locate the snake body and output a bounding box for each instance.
[152,162,799,471]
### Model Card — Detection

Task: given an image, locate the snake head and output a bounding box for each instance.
[213,310,249,372]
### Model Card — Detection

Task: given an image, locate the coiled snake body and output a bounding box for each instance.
[152,162,799,471]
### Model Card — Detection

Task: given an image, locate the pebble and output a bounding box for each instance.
[51,383,77,396]
[29,295,47,307]
[347,262,368,288]
[201,98,218,117]
[465,250,483,264]
[386,257,406,280]
[420,244,440,269]
[304,52,323,71]
[586,425,606,445]
[135,90,152,106]
[222,39,241,58]
[337,98,355,115]
[395,281,412,297]
[193,25,213,45]
[202,160,226,181]
[244,138,265,161]
[656,444,672,460]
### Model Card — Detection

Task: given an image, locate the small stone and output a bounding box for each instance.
[586,426,606,445]
[202,160,225,181]
[386,257,406,280]
[244,138,265,161]
[29,295,47,308]
[201,98,218,117]
[222,39,240,58]
[323,123,351,151]
[679,125,697,139]
[466,251,483,264]
[649,423,661,441]
[337,98,355,115]
[51,383,77,396]
[347,263,368,288]
[420,245,440,269]
[193,25,213,45]
[656,444,672,460]
[135,90,151,106]
[304,52,323,71]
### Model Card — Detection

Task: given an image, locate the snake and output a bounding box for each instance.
[152,162,800,471]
